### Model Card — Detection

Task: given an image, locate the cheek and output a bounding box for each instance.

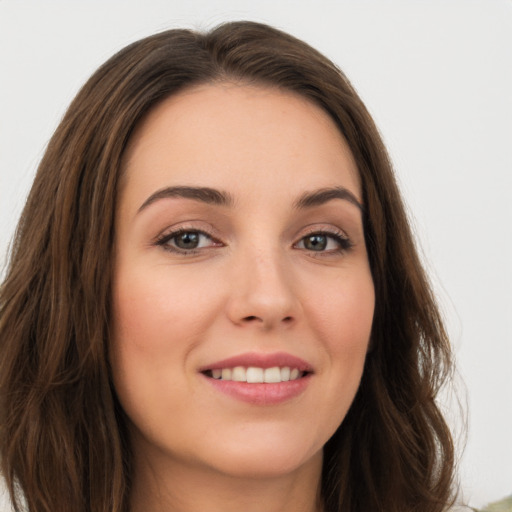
[111,263,224,351]
[306,269,375,351]
[109,264,221,399]
[302,268,374,430]
[109,265,224,445]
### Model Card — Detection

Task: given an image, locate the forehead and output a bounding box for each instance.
[120,83,361,206]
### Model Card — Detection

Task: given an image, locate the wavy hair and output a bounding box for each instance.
[0,21,455,512]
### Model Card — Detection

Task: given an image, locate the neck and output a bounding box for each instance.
[129,443,324,512]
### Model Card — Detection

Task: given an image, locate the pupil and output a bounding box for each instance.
[176,232,199,249]
[305,234,327,251]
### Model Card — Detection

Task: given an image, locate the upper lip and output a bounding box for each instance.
[199,352,314,372]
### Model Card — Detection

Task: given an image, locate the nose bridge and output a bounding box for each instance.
[227,240,298,328]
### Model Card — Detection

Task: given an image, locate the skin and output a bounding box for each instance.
[111,83,375,512]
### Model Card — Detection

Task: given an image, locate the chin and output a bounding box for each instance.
[210,448,323,480]
[196,430,325,480]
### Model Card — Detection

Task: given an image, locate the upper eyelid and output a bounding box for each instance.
[296,224,350,240]
[154,224,219,243]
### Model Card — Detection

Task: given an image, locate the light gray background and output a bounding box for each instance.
[1,1,511,509]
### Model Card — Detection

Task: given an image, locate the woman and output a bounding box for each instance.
[0,21,455,512]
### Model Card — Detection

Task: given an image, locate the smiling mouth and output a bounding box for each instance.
[202,366,309,383]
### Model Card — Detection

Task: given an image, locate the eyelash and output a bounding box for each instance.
[154,227,353,255]
[155,227,221,254]
[294,229,353,255]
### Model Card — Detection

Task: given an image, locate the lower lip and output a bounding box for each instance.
[203,374,311,405]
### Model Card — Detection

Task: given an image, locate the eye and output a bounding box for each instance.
[295,231,352,253]
[156,229,220,253]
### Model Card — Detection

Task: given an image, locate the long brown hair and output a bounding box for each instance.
[0,21,455,512]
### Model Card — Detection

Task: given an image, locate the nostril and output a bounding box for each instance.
[242,315,293,323]
[243,315,259,322]
[238,314,295,327]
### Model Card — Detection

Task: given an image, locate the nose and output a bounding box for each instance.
[226,246,300,330]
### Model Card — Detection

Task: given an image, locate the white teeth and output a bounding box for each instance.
[246,367,264,383]
[232,366,246,382]
[264,367,281,383]
[208,366,304,383]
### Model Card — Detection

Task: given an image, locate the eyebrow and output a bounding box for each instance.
[294,187,364,211]
[137,184,363,214]
[137,186,234,213]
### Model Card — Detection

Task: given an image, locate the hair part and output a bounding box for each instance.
[0,21,455,512]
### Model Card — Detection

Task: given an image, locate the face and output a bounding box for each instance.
[111,84,374,481]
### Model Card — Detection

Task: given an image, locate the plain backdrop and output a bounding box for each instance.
[1,1,511,510]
